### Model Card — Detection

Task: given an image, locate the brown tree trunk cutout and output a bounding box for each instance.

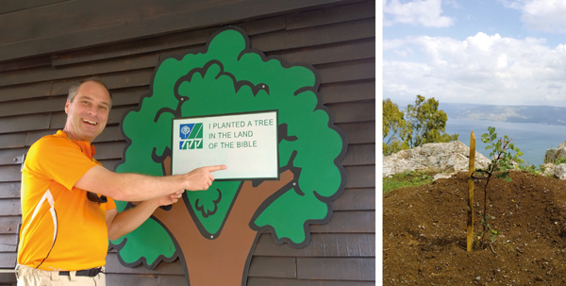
[153,156,294,285]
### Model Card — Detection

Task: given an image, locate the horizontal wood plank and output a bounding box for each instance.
[310,211,374,233]
[336,122,375,144]
[341,144,375,166]
[51,27,216,67]
[247,277,375,286]
[0,148,27,166]
[0,183,20,199]
[158,44,208,63]
[0,81,52,103]
[0,252,16,268]
[0,0,70,16]
[327,100,375,124]
[106,107,137,125]
[0,272,16,284]
[111,87,150,107]
[0,0,177,44]
[94,142,127,160]
[319,80,375,104]
[332,188,375,211]
[248,257,296,278]
[93,126,125,143]
[344,165,375,188]
[0,55,51,74]
[0,0,350,63]
[0,114,51,134]
[297,257,375,281]
[53,17,287,67]
[0,133,27,149]
[318,60,375,84]
[0,234,17,252]
[0,97,65,118]
[0,166,21,183]
[251,18,375,52]
[286,1,375,30]
[254,233,374,257]
[49,112,67,130]
[0,53,158,88]
[270,38,374,66]
[50,69,153,96]
[0,200,20,217]
[0,217,20,235]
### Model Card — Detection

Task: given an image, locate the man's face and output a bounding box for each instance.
[64,81,111,143]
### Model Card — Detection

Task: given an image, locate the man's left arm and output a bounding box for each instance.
[105,191,182,240]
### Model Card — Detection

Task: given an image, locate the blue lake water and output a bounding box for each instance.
[444,118,566,165]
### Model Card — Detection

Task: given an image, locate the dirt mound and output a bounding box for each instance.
[383,171,566,285]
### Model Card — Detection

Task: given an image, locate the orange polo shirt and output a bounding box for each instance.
[18,130,116,271]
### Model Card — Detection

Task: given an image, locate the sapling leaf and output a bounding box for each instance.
[475,126,525,248]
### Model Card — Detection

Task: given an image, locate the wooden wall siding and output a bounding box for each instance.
[0,0,368,62]
[0,1,70,16]
[0,1,375,285]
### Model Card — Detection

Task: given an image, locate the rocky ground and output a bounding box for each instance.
[383,171,566,285]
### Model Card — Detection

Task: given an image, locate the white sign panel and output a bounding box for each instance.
[172,111,279,180]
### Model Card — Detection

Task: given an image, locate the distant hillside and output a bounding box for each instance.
[440,103,566,126]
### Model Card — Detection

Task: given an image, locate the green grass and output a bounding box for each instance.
[556,158,566,165]
[383,170,433,194]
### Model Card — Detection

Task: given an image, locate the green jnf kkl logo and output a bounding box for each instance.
[179,123,203,149]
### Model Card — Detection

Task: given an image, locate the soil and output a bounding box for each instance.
[383,171,566,285]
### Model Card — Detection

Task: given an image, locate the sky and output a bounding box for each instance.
[382,0,566,107]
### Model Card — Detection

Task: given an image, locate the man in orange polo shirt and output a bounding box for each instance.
[17,79,226,285]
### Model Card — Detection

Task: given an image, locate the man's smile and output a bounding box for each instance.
[82,119,98,126]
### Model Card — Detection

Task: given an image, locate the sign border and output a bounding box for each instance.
[171,110,280,181]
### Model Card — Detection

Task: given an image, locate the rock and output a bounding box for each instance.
[383,141,491,178]
[433,173,455,181]
[542,163,555,177]
[555,164,566,180]
[544,140,566,164]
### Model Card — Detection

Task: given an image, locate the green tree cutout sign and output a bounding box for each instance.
[111,27,347,285]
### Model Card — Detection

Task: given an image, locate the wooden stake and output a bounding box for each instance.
[467,131,476,251]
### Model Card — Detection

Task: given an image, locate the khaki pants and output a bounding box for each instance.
[16,265,105,286]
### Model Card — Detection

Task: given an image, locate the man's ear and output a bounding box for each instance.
[64,100,71,114]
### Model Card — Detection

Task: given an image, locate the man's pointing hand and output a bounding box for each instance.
[184,165,227,191]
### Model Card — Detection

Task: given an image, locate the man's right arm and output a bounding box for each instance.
[74,165,227,201]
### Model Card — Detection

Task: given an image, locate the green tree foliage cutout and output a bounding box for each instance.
[111,27,347,285]
[383,95,458,155]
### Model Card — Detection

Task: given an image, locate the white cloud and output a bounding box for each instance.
[500,0,566,33]
[383,0,454,27]
[383,33,566,106]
